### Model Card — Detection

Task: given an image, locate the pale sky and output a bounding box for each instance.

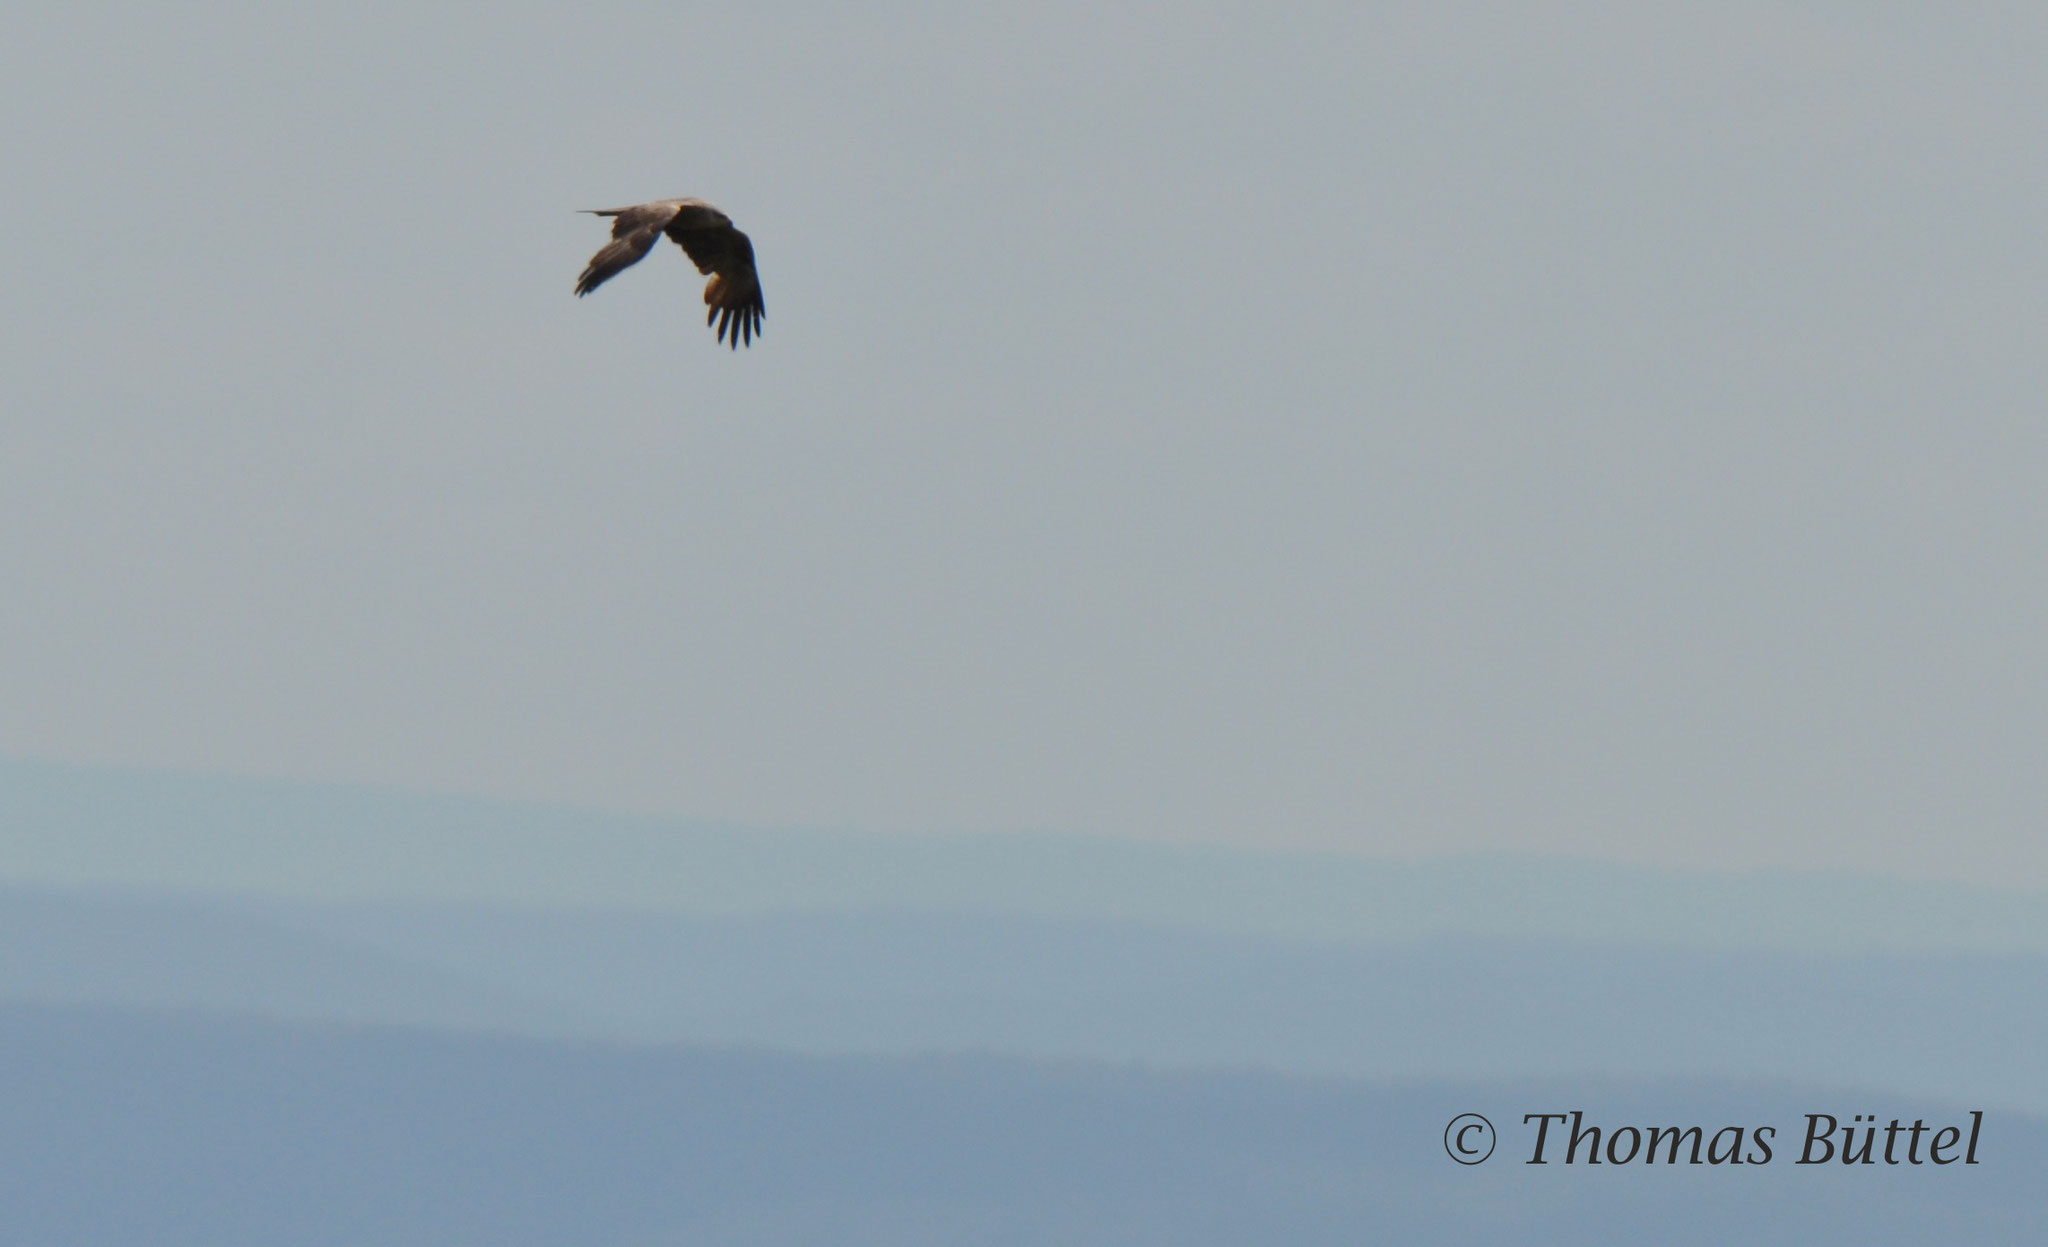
[3,1,2046,886]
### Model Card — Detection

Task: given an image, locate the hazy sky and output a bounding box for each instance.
[4,2,2046,885]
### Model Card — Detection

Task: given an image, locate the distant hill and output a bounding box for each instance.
[0,1003,2037,1246]
[0,886,562,1031]
[5,883,2048,1113]
[6,755,2048,954]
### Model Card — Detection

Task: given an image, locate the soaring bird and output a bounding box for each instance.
[575,198,765,348]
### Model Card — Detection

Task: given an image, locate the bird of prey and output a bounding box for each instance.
[575,198,765,348]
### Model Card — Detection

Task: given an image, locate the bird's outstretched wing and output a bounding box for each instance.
[666,216,766,350]
[575,204,673,297]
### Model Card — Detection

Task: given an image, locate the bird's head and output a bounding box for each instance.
[670,200,732,231]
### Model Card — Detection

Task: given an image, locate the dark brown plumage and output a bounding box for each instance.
[575,198,765,348]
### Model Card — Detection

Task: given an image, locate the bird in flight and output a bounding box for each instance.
[575,198,765,348]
